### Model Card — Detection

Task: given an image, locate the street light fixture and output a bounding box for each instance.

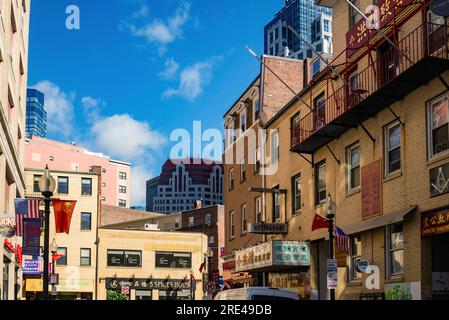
[325,194,336,301]
[38,165,56,300]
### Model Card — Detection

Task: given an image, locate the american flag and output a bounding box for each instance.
[334,225,350,252]
[14,199,40,237]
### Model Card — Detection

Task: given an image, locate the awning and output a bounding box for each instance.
[343,206,417,235]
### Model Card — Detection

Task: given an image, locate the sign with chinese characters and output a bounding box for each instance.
[273,241,310,266]
[346,0,418,56]
[361,160,382,219]
[106,278,192,291]
[235,241,311,272]
[430,163,449,198]
[23,258,44,275]
[422,209,449,237]
[249,223,288,234]
[267,272,310,300]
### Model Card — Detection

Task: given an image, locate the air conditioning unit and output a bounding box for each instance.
[144,224,159,231]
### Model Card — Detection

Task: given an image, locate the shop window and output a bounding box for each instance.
[386,223,404,276]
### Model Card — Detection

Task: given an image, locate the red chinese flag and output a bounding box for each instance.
[311,213,329,232]
[52,254,65,263]
[52,200,77,234]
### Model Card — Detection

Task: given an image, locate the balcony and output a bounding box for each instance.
[292,22,449,154]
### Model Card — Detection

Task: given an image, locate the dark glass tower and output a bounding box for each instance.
[26,89,47,138]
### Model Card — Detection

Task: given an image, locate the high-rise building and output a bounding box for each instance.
[0,0,31,301]
[25,89,47,138]
[264,0,332,59]
[24,136,131,208]
[146,176,160,212]
[151,159,224,214]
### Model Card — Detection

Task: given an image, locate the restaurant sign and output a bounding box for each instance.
[235,241,310,272]
[106,278,191,290]
[422,209,449,237]
[249,223,288,234]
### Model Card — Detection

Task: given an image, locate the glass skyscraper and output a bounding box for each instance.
[264,0,332,58]
[26,88,47,138]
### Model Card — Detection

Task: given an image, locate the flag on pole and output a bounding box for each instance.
[334,225,350,252]
[52,200,76,234]
[311,213,329,231]
[199,254,206,273]
[15,199,40,237]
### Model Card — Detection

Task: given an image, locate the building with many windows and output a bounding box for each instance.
[264,0,332,59]
[151,159,224,214]
[146,176,160,212]
[0,0,31,301]
[24,136,131,208]
[25,88,47,138]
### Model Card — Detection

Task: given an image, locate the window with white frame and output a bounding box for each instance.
[241,204,247,234]
[240,108,247,132]
[292,174,301,213]
[385,122,401,176]
[240,159,246,182]
[255,196,262,223]
[349,235,362,281]
[428,94,449,158]
[254,148,261,173]
[386,223,404,276]
[270,130,279,164]
[230,211,235,239]
[347,143,360,190]
[316,162,327,204]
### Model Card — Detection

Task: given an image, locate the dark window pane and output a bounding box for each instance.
[82,178,92,195]
[433,124,449,155]
[56,248,67,265]
[58,177,69,194]
[81,213,91,231]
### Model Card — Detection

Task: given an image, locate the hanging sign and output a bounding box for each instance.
[22,218,41,256]
[0,214,16,238]
[52,200,76,234]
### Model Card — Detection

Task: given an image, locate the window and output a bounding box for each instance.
[81,178,92,195]
[229,168,235,191]
[312,59,321,76]
[205,214,212,225]
[385,122,401,175]
[119,199,126,207]
[209,236,215,245]
[428,95,449,158]
[58,177,69,194]
[189,217,194,227]
[33,175,42,193]
[230,211,235,239]
[292,175,301,213]
[240,159,246,183]
[119,172,127,180]
[324,19,331,32]
[119,185,127,194]
[241,204,247,234]
[81,212,92,231]
[80,248,91,266]
[347,143,361,190]
[386,223,404,276]
[316,162,327,204]
[254,100,260,121]
[107,250,142,267]
[291,113,301,146]
[270,130,279,164]
[348,69,359,106]
[349,0,362,28]
[155,252,191,269]
[255,196,262,223]
[56,248,67,266]
[314,93,326,129]
[254,148,261,174]
[240,109,247,132]
[273,187,280,221]
[349,235,362,281]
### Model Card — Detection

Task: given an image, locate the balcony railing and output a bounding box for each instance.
[292,22,449,153]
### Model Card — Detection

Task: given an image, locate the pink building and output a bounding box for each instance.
[24,136,131,208]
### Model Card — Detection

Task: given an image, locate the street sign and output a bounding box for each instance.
[121,286,130,295]
[327,259,338,290]
[49,273,59,285]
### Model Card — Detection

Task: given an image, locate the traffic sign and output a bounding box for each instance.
[327,259,338,289]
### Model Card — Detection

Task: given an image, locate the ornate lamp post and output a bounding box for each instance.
[325,194,336,301]
[38,165,56,300]
[50,238,58,300]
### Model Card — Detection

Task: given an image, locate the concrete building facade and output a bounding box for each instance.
[0,0,30,301]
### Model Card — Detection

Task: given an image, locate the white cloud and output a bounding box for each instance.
[163,56,222,101]
[131,164,154,207]
[81,96,104,123]
[127,2,191,52]
[158,58,179,80]
[31,81,75,137]
[132,2,149,19]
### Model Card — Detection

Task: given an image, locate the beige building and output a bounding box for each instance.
[97,228,208,300]
[0,0,30,301]
[24,168,100,300]
[226,0,449,300]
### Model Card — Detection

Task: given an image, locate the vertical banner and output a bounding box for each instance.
[52,200,77,234]
[22,218,41,256]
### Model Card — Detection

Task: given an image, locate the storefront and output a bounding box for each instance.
[422,207,449,300]
[234,241,311,299]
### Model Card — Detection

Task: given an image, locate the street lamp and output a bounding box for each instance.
[207,248,214,283]
[50,238,58,300]
[325,194,336,301]
[38,165,56,300]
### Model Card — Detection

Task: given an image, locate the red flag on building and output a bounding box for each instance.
[52,254,65,263]
[199,261,205,273]
[311,213,329,232]
[52,200,77,234]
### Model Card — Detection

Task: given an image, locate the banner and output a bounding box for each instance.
[52,200,76,234]
[0,214,16,238]
[22,219,41,256]
[23,258,44,275]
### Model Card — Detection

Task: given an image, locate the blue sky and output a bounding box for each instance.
[28,0,282,205]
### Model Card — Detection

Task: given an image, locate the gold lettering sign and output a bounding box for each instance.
[422,209,449,237]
